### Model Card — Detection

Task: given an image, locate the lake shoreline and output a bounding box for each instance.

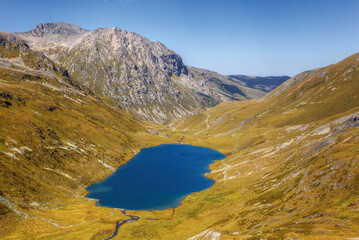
[86,144,226,210]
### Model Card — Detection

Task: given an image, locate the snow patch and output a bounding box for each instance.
[98,160,115,171]
[43,168,77,181]
[20,146,33,152]
[11,147,23,154]
[188,229,221,240]
[279,139,294,148]
[248,148,272,155]
[3,152,19,160]
[8,138,17,144]
[286,124,308,132]
[312,126,330,135]
[30,202,40,207]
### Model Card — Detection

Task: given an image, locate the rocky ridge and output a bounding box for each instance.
[1,22,359,239]
[0,32,168,239]
[13,22,287,123]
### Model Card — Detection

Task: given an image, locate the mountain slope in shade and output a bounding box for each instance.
[12,22,286,123]
[187,66,290,100]
[226,74,290,96]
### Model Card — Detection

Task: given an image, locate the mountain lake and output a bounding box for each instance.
[86,144,226,210]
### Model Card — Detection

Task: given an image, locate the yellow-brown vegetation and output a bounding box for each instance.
[1,33,359,239]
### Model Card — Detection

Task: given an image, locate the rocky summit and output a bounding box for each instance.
[0,20,359,240]
[13,22,288,123]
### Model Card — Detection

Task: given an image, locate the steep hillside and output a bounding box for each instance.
[0,33,176,239]
[186,66,283,101]
[11,23,223,123]
[2,24,358,240]
[157,52,359,239]
[3,50,355,240]
[12,22,284,123]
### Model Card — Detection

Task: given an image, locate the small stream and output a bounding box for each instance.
[103,210,140,240]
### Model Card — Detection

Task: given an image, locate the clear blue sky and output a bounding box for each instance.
[1,0,359,76]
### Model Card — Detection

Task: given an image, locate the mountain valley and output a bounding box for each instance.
[11,22,289,123]
[0,22,358,240]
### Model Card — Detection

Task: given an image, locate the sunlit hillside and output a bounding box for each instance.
[0,33,176,239]
[0,13,359,240]
[155,52,359,239]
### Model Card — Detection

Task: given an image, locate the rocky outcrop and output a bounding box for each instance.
[13,24,211,122]
[29,22,88,37]
[12,22,286,123]
[0,33,71,80]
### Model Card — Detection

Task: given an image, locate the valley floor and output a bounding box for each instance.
[1,38,359,239]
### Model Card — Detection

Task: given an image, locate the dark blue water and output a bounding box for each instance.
[86,144,226,210]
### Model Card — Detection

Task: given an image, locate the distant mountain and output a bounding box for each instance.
[226,75,290,96]
[11,22,287,123]
[187,67,290,100]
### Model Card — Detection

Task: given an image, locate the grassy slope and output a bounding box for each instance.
[1,34,359,239]
[0,34,179,239]
[121,52,359,239]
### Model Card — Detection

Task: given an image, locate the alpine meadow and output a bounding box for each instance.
[1,1,359,239]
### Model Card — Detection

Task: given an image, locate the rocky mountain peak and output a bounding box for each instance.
[10,22,284,123]
[29,22,88,37]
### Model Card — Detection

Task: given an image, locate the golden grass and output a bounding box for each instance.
[1,47,359,239]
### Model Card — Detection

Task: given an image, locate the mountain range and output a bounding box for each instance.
[0,22,358,240]
[10,22,289,123]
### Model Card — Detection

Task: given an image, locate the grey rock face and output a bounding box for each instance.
[12,22,285,123]
[28,22,88,37]
[0,32,71,80]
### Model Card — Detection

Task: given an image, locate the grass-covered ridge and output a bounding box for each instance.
[0,33,178,239]
[1,31,359,239]
[158,52,359,239]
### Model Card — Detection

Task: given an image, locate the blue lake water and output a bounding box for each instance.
[86,144,226,210]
